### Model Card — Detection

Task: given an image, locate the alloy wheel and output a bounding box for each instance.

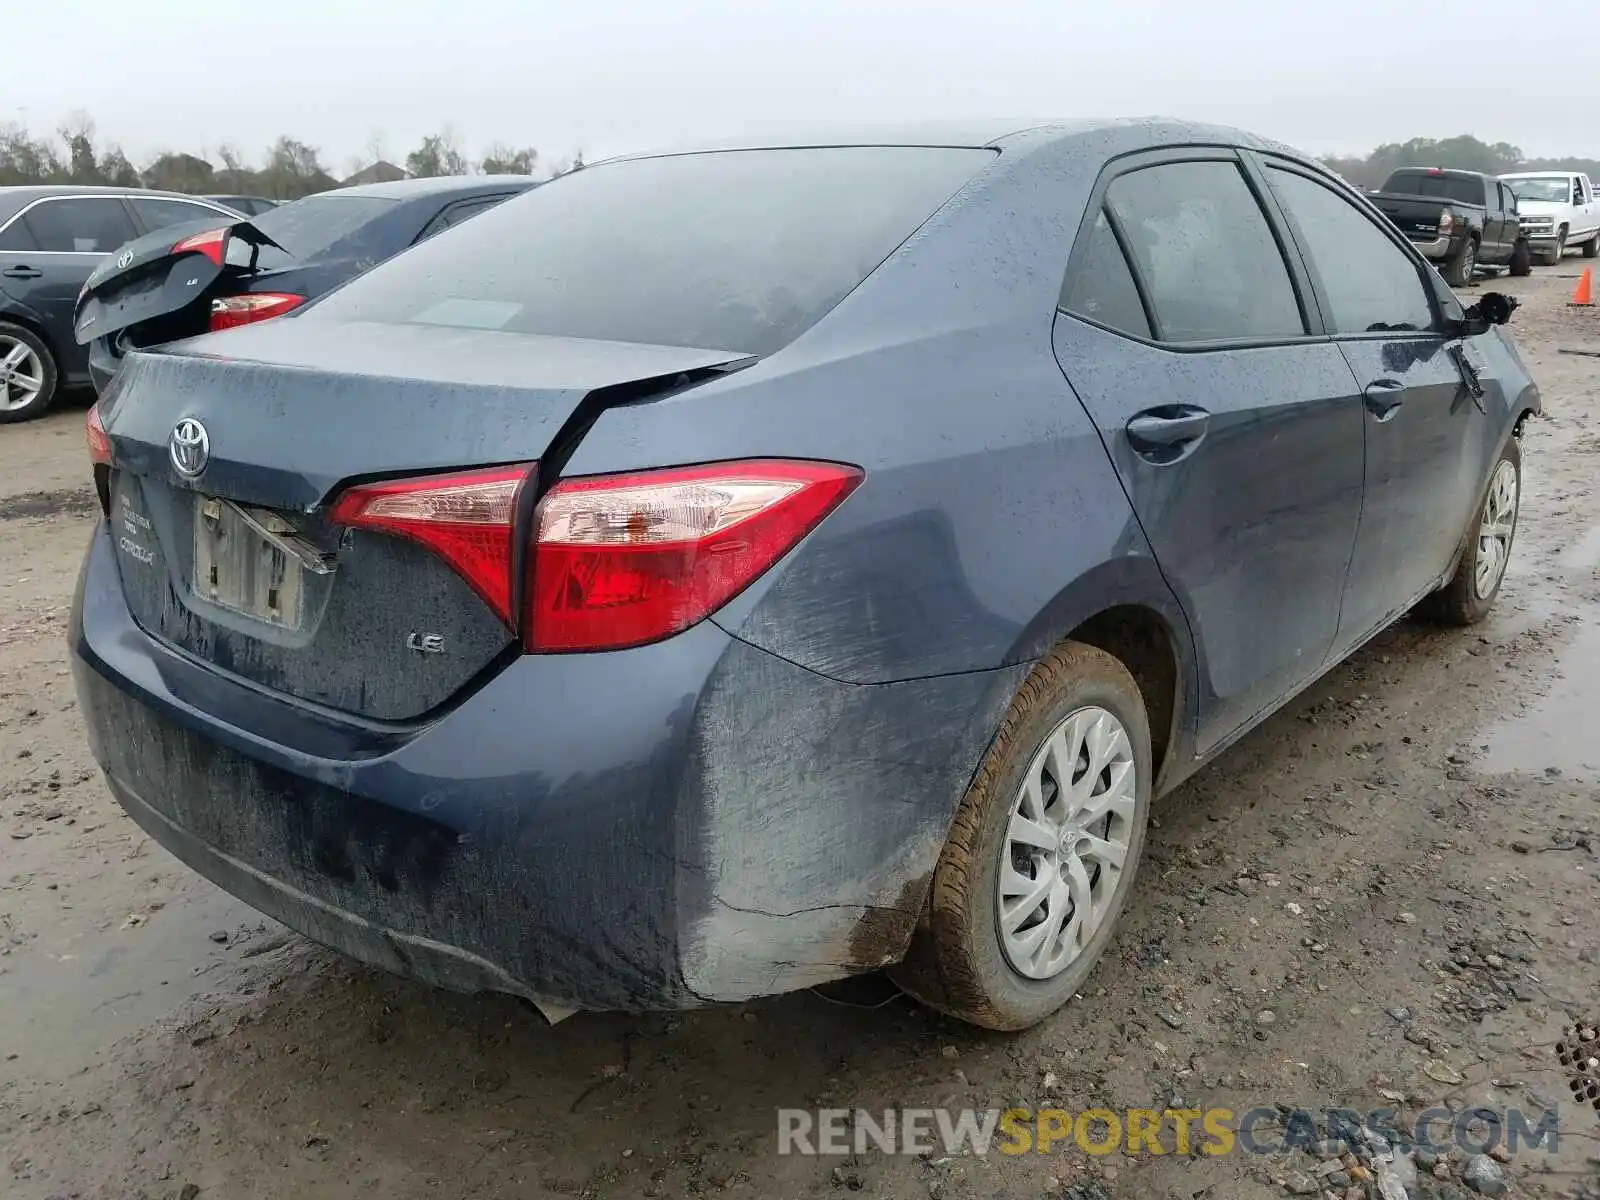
[997,705,1137,981]
[0,337,45,413]
[1474,459,1518,600]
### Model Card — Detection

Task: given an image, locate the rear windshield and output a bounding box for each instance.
[304,146,994,356]
[250,195,398,266]
[1383,172,1483,206]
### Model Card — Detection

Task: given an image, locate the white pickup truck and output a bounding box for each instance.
[1499,171,1600,264]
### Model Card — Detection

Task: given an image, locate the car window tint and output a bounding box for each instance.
[1104,161,1303,343]
[1059,210,1151,338]
[130,198,229,232]
[21,198,137,253]
[306,146,993,356]
[1266,167,1437,335]
[0,218,38,252]
[443,197,504,227]
[1384,172,1483,206]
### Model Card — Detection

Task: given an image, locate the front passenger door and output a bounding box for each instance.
[1259,160,1492,651]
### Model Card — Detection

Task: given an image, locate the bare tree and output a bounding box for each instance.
[57,111,100,183]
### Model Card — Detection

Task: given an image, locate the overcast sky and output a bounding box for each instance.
[12,0,1599,172]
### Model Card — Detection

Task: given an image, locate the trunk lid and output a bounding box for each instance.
[73,217,281,348]
[100,319,753,721]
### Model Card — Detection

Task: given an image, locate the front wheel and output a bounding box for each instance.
[1442,238,1477,287]
[1540,231,1567,266]
[1509,239,1533,276]
[890,643,1152,1031]
[1418,436,1521,626]
[0,322,59,424]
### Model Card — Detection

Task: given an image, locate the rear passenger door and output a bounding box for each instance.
[1052,149,1366,754]
[1256,157,1490,649]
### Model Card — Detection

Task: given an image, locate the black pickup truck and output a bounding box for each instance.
[1369,168,1532,286]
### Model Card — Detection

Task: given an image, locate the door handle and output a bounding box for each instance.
[1127,406,1211,453]
[1362,379,1405,421]
[1,266,43,280]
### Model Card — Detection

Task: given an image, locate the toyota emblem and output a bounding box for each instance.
[169,418,210,478]
[115,249,134,270]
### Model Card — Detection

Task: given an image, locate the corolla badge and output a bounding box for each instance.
[169,417,210,478]
[115,248,134,269]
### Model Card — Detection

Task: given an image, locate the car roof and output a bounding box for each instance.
[593,118,1310,165]
[1499,170,1579,178]
[0,184,239,224]
[324,175,538,200]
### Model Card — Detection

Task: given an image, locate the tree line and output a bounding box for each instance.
[0,114,584,200]
[1320,135,1600,189]
[4,118,1595,201]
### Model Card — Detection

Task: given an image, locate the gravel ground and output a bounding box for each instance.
[2,267,1599,1200]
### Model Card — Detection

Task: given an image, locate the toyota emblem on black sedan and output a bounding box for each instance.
[169,418,210,478]
[116,249,134,269]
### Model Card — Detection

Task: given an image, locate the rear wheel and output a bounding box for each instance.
[1581,229,1599,258]
[890,643,1152,1031]
[1442,238,1477,287]
[0,322,58,424]
[1509,239,1533,276]
[1418,435,1521,626]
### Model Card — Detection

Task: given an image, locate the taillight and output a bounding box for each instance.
[86,404,111,466]
[171,226,229,268]
[524,459,862,653]
[329,465,533,625]
[86,404,112,517]
[209,293,305,331]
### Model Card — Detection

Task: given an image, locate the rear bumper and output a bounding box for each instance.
[1406,234,1455,259]
[70,524,1021,1010]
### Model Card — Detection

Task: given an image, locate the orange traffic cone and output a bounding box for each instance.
[1573,266,1594,307]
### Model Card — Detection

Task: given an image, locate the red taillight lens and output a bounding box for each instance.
[330,465,534,624]
[86,404,111,466]
[209,293,305,331]
[524,459,862,653]
[171,226,230,268]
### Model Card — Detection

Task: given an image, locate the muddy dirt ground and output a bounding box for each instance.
[3,269,1600,1200]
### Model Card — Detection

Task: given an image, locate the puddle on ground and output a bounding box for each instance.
[1558,524,1600,572]
[0,880,257,1085]
[1479,615,1600,781]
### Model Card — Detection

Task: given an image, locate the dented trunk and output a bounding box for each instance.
[97,319,754,721]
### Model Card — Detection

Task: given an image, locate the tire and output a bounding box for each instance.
[0,322,59,424]
[890,642,1153,1031]
[1417,435,1521,626]
[1540,230,1567,266]
[1581,230,1599,259]
[1442,238,1476,287]
[1509,239,1533,276]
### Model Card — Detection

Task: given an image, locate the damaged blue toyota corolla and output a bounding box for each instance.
[70,120,1539,1031]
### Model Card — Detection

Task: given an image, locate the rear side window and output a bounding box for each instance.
[1266,167,1437,335]
[306,146,994,355]
[22,198,137,253]
[1104,161,1304,343]
[1059,212,1151,338]
[130,197,231,232]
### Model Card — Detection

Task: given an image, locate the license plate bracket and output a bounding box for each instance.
[192,497,308,629]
